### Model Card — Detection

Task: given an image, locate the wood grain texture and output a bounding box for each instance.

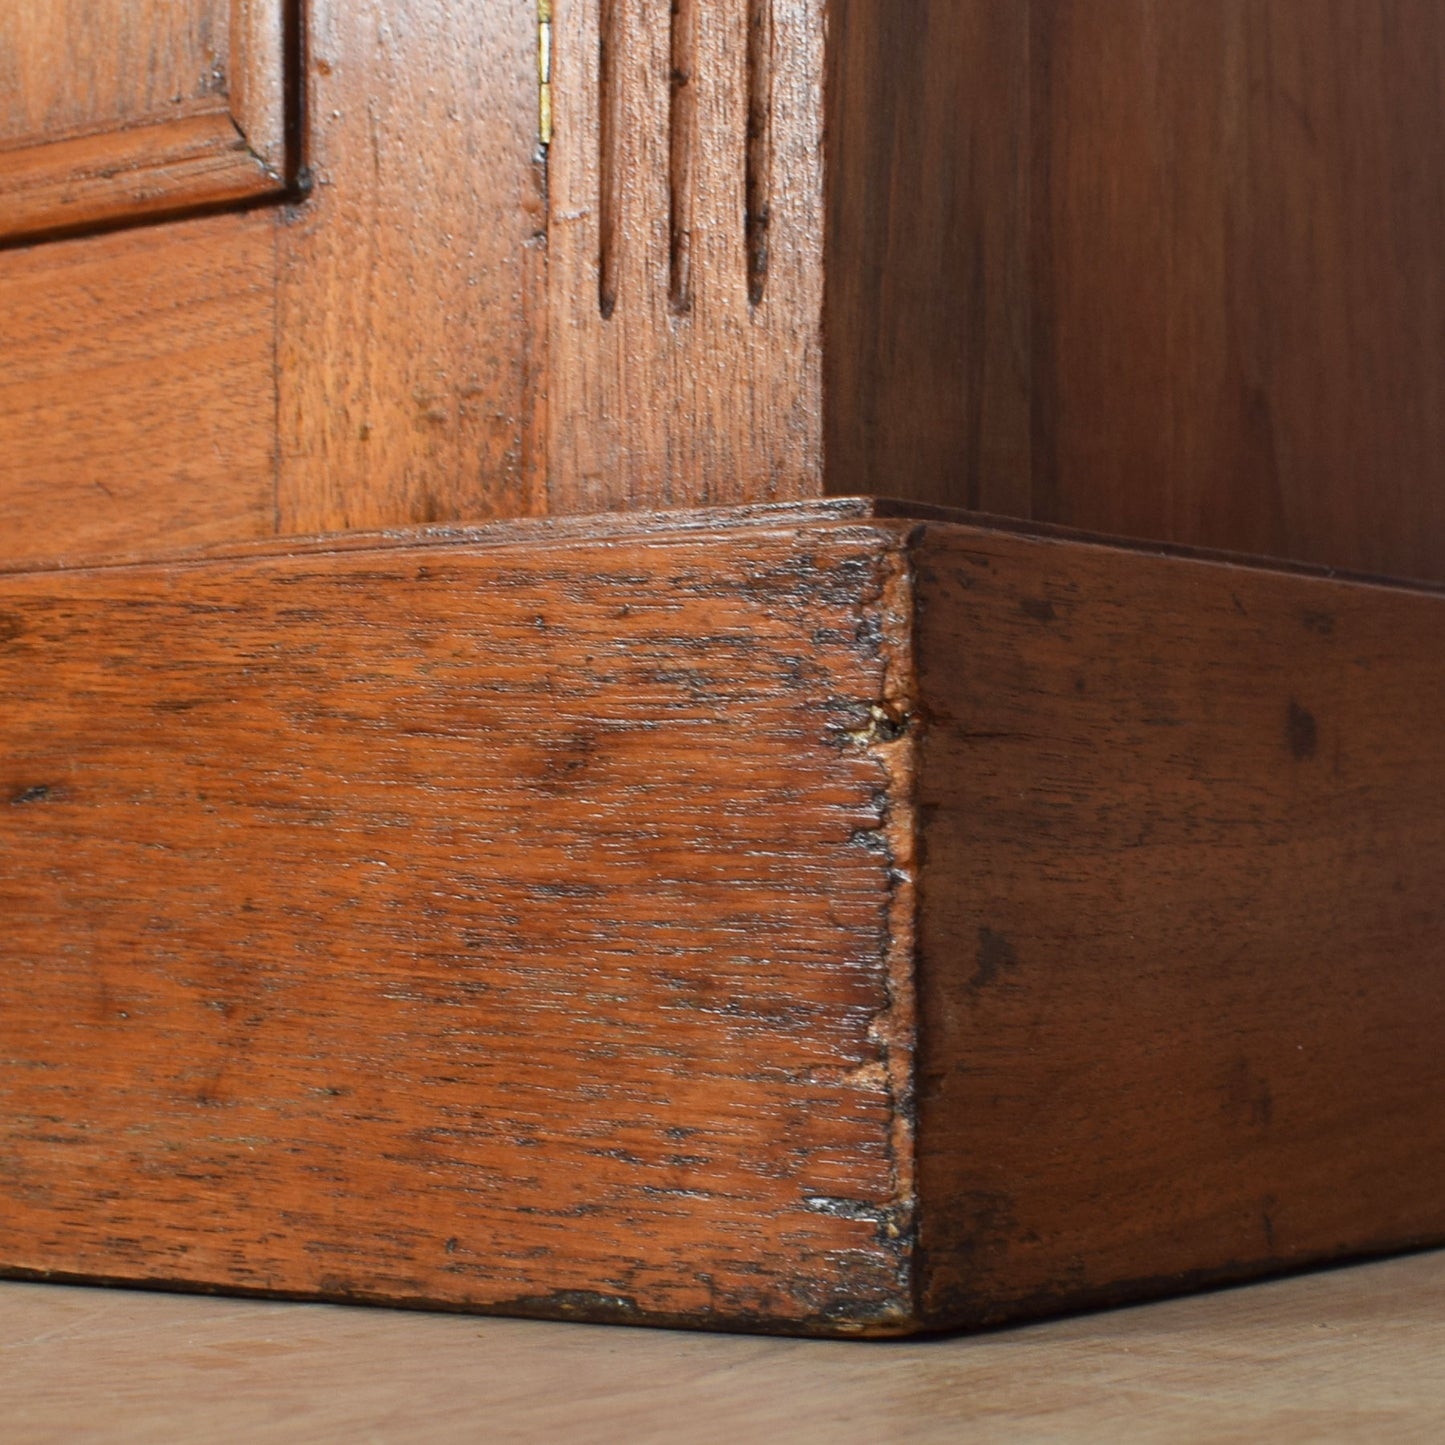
[275,0,546,534]
[0,0,228,144]
[0,211,277,567]
[1029,0,1445,578]
[0,0,288,242]
[0,0,546,568]
[0,509,918,1335]
[912,520,1445,1323]
[823,0,1032,517]
[3,502,1445,1335]
[545,0,826,511]
[4,1,1445,585]
[866,0,1445,580]
[253,0,1445,577]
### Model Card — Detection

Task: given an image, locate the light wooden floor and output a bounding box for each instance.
[3,1252,1443,1443]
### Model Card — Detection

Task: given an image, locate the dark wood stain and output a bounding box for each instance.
[970,929,1019,994]
[913,520,1445,1329]
[917,1,1445,581]
[823,3,1445,583]
[825,0,1033,520]
[8,785,53,806]
[1019,597,1057,624]
[1287,701,1319,762]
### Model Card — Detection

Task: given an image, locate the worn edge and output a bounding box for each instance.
[0,0,289,249]
[902,518,1445,1334]
[0,500,888,579]
[837,524,924,1336]
[0,112,283,247]
[11,495,1445,601]
[230,0,288,174]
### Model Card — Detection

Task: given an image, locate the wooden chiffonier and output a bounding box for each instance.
[1,1,1443,1336]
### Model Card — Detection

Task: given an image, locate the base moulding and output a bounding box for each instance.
[2,499,1441,1336]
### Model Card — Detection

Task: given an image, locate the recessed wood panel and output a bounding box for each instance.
[0,0,288,241]
[0,0,545,567]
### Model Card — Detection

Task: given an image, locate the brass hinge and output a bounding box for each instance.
[538,0,554,149]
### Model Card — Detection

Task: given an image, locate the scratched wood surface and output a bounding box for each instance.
[3,503,1445,1334]
[912,521,1445,1323]
[0,508,918,1335]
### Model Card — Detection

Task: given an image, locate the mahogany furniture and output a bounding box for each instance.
[1,2,1443,1335]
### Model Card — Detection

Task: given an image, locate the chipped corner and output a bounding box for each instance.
[846,529,924,1334]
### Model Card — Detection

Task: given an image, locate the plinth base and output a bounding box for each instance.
[2,501,1441,1335]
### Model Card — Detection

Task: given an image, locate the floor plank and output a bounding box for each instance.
[3,1252,1443,1442]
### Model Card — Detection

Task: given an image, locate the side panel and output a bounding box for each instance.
[847,2,1445,584]
[1026,0,1445,580]
[914,522,1445,1324]
[824,0,1032,518]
